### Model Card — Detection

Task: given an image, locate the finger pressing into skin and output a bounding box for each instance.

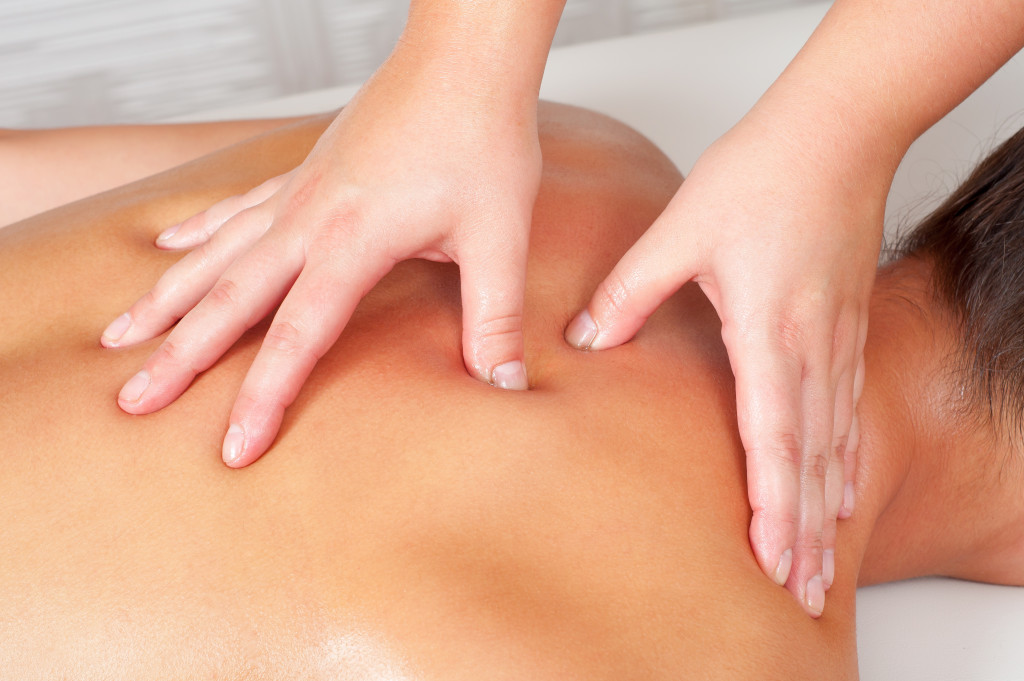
[222,250,395,468]
[116,232,304,416]
[823,351,856,590]
[832,344,858,521]
[457,218,531,390]
[789,349,836,618]
[841,355,867,517]
[822,370,853,592]
[565,221,696,352]
[732,334,803,598]
[155,173,288,250]
[101,202,277,348]
[821,484,841,595]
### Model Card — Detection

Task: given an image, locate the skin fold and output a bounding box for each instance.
[0,104,1020,679]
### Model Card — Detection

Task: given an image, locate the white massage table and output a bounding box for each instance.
[177,3,1024,678]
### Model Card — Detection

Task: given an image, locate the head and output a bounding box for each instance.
[891,126,1024,448]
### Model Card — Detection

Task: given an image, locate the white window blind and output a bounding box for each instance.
[0,0,811,127]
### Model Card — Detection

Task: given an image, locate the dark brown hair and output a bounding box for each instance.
[895,126,1024,437]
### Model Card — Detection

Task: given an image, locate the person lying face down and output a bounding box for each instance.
[0,102,1021,679]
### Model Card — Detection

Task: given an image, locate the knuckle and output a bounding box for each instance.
[191,210,224,241]
[231,204,270,240]
[282,171,323,215]
[475,312,524,345]
[232,390,265,420]
[803,450,830,483]
[308,203,372,257]
[263,321,318,363]
[206,278,243,312]
[133,288,161,318]
[323,200,363,230]
[831,434,849,460]
[774,512,799,534]
[135,274,190,329]
[795,527,824,554]
[754,499,799,530]
[232,388,289,430]
[153,338,197,377]
[773,313,807,356]
[754,431,803,471]
[744,306,805,359]
[832,310,858,352]
[595,269,632,321]
[191,212,220,240]
[184,241,217,274]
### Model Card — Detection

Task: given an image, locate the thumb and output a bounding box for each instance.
[566,213,699,350]
[457,214,531,390]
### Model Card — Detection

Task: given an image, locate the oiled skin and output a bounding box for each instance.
[0,104,887,679]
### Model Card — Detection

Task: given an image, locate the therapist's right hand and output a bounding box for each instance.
[99,41,543,468]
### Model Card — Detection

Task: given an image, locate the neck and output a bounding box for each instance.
[853,257,1024,586]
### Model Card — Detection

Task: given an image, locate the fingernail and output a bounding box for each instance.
[839,481,855,518]
[101,313,133,345]
[491,360,528,391]
[118,370,151,404]
[806,575,826,616]
[565,309,599,350]
[773,549,793,586]
[156,223,181,245]
[222,424,246,465]
[823,550,835,590]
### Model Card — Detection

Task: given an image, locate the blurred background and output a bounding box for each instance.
[2,0,815,128]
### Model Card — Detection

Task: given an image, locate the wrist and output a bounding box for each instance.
[743,0,1024,200]
[397,1,565,108]
[739,85,904,203]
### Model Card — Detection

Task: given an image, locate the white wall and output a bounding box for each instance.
[0,0,811,128]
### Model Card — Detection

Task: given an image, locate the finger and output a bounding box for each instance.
[822,357,855,589]
[733,330,803,598]
[840,354,867,518]
[116,231,303,416]
[843,412,862,515]
[101,202,275,348]
[457,214,531,389]
[565,218,697,351]
[222,249,395,468]
[821,309,859,587]
[785,344,837,618]
[831,351,856,525]
[155,173,288,250]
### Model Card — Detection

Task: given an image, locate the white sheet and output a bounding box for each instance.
[177,3,1024,678]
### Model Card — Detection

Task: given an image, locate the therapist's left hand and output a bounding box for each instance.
[97,32,546,468]
[564,110,883,618]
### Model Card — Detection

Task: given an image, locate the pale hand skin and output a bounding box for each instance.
[99,0,567,468]
[566,109,879,618]
[565,0,1024,617]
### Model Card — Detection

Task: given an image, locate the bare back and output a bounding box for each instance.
[0,104,859,679]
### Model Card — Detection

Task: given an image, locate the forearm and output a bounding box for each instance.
[747,0,1024,190]
[394,0,566,108]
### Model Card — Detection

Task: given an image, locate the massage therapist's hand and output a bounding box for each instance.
[99,8,555,467]
[566,106,883,618]
[564,0,1024,617]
